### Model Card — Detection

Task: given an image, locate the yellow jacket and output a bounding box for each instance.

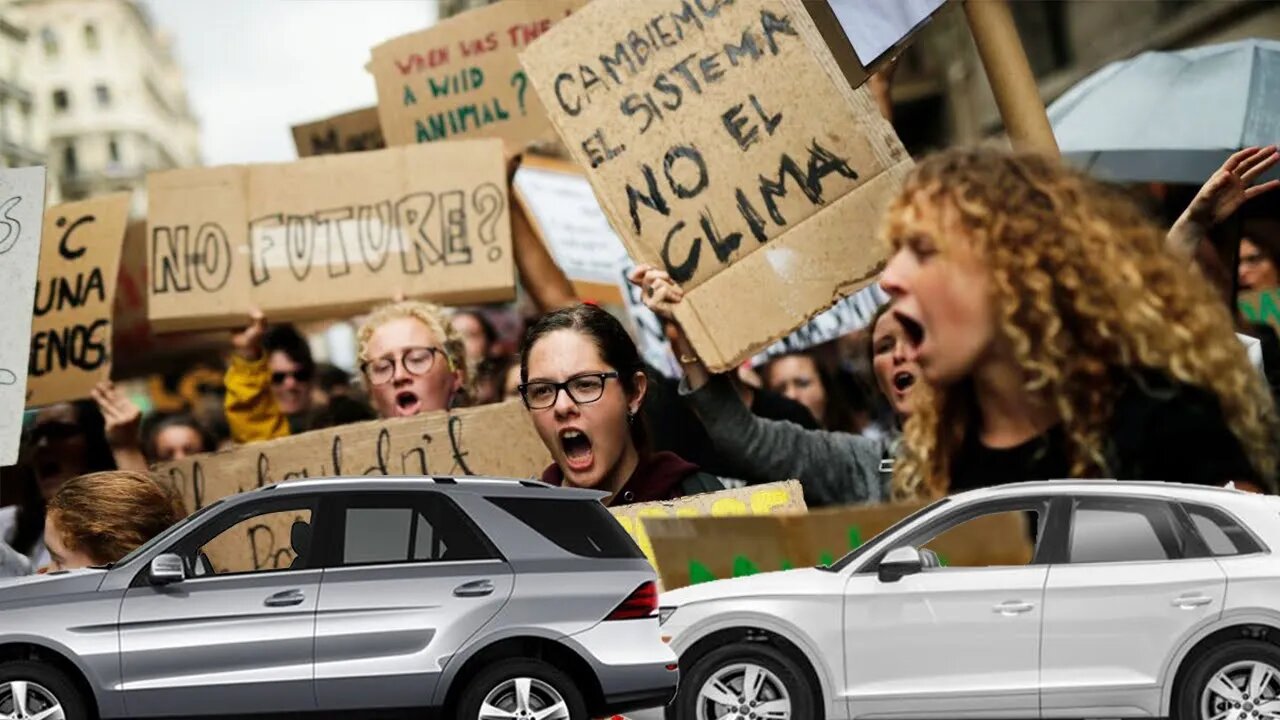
[224,354,291,444]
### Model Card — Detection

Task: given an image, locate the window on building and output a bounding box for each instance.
[62,143,77,177]
[95,84,110,108]
[84,23,99,52]
[40,28,58,58]
[107,136,120,165]
[52,89,69,113]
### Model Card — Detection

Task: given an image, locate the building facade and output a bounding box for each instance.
[0,8,54,202]
[11,0,199,211]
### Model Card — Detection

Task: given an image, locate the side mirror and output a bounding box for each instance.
[878,546,924,583]
[149,554,186,585]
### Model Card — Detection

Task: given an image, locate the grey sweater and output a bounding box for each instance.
[680,375,897,507]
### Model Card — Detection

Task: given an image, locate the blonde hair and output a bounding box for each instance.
[886,147,1279,500]
[357,299,470,397]
[49,471,187,565]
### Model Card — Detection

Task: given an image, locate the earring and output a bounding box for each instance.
[626,409,635,424]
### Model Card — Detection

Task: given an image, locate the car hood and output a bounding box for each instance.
[659,567,835,607]
[0,568,107,603]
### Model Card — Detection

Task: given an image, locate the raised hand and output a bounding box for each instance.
[1183,145,1280,228]
[91,380,141,449]
[627,264,685,322]
[231,308,267,361]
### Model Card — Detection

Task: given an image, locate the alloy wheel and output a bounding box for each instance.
[478,676,570,720]
[695,662,791,720]
[0,680,65,720]
[1201,659,1280,720]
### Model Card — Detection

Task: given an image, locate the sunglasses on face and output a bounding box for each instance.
[271,369,314,386]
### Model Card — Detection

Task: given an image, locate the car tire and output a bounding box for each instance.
[456,657,587,720]
[1175,639,1280,720]
[0,659,91,720]
[670,642,817,720]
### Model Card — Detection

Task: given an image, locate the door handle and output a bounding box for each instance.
[264,589,305,607]
[1173,594,1214,609]
[993,601,1035,615]
[454,579,495,598]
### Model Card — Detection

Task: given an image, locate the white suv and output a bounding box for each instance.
[658,480,1280,720]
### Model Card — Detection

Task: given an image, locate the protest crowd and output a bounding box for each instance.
[0,5,1279,717]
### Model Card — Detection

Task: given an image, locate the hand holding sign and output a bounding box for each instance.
[627,263,683,322]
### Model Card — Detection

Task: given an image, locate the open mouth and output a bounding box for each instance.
[895,311,926,349]
[559,428,594,471]
[893,371,916,392]
[394,390,422,415]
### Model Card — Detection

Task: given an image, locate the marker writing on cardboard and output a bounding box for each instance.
[151,186,506,296]
[30,213,111,378]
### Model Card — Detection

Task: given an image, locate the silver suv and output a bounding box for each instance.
[0,476,678,719]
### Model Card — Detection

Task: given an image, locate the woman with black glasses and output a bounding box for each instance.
[517,304,722,506]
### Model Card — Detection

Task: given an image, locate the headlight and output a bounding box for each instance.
[658,606,677,626]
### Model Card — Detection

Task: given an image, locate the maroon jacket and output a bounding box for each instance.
[540,451,722,506]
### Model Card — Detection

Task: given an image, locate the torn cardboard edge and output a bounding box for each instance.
[673,160,910,373]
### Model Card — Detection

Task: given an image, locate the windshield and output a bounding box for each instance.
[114,498,226,566]
[820,497,951,573]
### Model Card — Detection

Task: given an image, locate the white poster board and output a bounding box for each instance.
[827,0,946,66]
[513,164,631,286]
[0,167,47,465]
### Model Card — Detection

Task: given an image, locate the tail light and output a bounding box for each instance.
[605,581,658,621]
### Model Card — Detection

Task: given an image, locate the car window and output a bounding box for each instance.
[858,498,1049,573]
[919,509,1040,568]
[339,494,496,567]
[488,496,644,559]
[1183,503,1263,557]
[1068,497,1186,564]
[193,507,314,576]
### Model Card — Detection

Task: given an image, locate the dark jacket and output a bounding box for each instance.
[540,451,724,506]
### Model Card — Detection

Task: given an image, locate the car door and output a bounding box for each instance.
[1039,493,1226,717]
[118,493,322,718]
[843,496,1057,719]
[312,490,514,712]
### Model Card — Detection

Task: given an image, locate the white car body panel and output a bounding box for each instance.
[658,481,1280,720]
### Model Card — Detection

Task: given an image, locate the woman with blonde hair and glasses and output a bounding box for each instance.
[223,299,469,442]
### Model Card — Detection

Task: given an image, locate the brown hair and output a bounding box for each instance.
[48,471,188,565]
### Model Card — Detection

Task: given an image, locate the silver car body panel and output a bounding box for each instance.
[0,476,678,717]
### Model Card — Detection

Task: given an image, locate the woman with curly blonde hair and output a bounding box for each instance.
[881,146,1278,500]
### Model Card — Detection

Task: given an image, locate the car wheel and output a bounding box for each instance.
[671,642,817,720]
[456,657,587,720]
[1176,639,1280,720]
[0,659,91,720]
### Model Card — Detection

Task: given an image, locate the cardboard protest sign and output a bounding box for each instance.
[112,220,228,378]
[291,106,386,158]
[823,0,946,67]
[749,282,887,366]
[154,398,551,571]
[146,140,514,333]
[520,0,914,373]
[513,154,629,302]
[609,480,805,581]
[26,193,129,407]
[369,0,586,150]
[0,167,45,465]
[644,500,1032,591]
[1240,289,1280,336]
